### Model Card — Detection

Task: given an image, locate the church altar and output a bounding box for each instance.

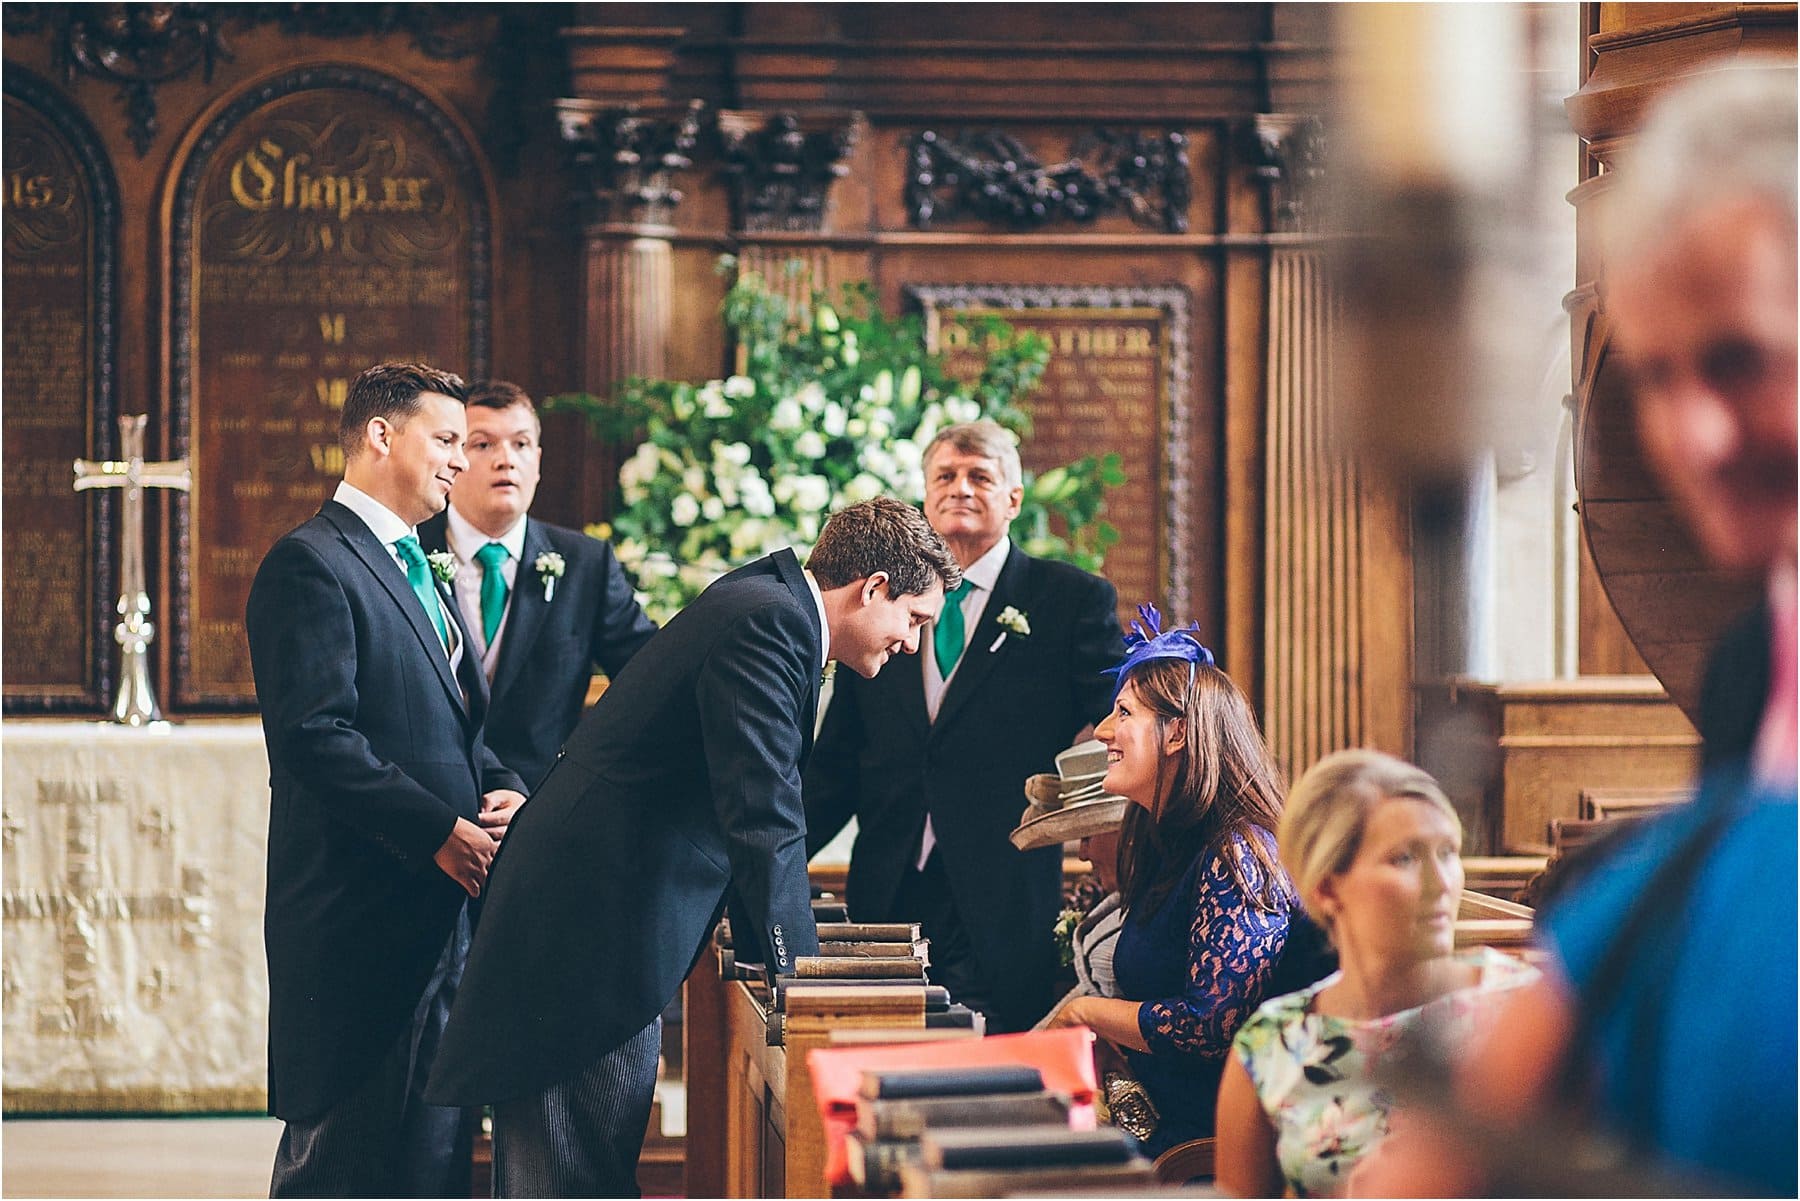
[2,719,271,1112]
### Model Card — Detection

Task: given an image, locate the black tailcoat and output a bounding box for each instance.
[428,549,823,1104]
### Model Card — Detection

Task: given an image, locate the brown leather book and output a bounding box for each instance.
[859,1064,1044,1100]
[896,1160,1156,1197]
[820,939,933,964]
[855,1090,1070,1141]
[920,1125,1137,1170]
[793,956,925,979]
[816,922,923,942]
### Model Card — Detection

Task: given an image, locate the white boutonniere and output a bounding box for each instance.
[989,605,1031,652]
[425,551,458,585]
[535,551,566,602]
[820,660,837,688]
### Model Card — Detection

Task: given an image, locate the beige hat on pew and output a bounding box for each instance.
[1009,739,1130,851]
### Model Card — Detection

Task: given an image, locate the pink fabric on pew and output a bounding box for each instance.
[806,1027,1100,1187]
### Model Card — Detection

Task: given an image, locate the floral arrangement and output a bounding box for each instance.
[550,260,1123,623]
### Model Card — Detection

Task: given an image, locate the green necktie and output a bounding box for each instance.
[475,542,510,644]
[393,535,450,651]
[934,579,975,677]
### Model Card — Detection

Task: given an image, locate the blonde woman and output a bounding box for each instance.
[1215,750,1538,1197]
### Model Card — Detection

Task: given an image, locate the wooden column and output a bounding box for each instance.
[1263,249,1351,777]
[1257,116,1413,780]
[582,230,677,393]
[717,108,865,324]
[1261,248,1412,777]
[554,96,702,513]
[734,243,836,317]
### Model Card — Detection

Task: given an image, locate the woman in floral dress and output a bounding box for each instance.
[1047,606,1316,1155]
[1215,750,1540,1196]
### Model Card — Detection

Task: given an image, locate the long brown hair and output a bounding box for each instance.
[1114,654,1288,916]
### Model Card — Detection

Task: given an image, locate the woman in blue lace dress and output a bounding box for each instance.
[1046,607,1305,1154]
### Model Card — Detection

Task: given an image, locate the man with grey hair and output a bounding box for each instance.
[428,498,957,1196]
[1356,61,1796,1197]
[806,420,1121,1032]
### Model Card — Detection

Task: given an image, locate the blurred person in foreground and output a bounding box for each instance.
[1356,63,1796,1197]
[1044,606,1331,1156]
[1215,750,1538,1197]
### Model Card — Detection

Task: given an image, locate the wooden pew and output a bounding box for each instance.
[1462,855,1549,904]
[1579,786,1689,822]
[689,934,957,1197]
[1454,889,1539,960]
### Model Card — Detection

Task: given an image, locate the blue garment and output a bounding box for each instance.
[1113,828,1295,1154]
[1541,767,1797,1196]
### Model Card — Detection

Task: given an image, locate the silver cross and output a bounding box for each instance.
[73,415,191,725]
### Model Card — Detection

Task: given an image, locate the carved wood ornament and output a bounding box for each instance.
[906,127,1190,232]
[2,3,484,157]
[716,110,860,234]
[1252,114,1326,234]
[556,98,705,227]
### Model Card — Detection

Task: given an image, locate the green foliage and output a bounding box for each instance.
[546,261,1121,622]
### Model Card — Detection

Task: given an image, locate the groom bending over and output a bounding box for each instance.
[427,497,960,1196]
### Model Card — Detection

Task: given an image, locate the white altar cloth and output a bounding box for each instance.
[2,719,270,1112]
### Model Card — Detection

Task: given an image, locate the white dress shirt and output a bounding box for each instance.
[802,568,831,671]
[445,505,526,677]
[332,481,463,673]
[917,535,1011,866]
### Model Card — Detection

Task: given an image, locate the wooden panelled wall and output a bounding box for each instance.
[555,4,1416,771]
[4,3,1430,761]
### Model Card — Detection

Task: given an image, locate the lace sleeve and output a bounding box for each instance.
[1137,833,1292,1061]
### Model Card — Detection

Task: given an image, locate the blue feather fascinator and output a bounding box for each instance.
[1104,603,1215,699]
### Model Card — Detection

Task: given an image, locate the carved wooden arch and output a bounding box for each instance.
[2,66,121,713]
[165,63,496,708]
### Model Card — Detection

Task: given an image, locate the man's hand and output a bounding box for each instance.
[479,789,527,840]
[434,816,496,897]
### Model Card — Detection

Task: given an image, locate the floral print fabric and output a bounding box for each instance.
[1231,946,1540,1196]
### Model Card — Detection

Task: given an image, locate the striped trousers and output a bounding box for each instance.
[270,908,472,1198]
[490,1017,662,1198]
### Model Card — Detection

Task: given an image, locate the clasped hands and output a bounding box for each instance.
[433,789,527,898]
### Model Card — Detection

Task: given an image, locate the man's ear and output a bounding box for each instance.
[364,416,394,459]
[1004,484,1024,520]
[859,571,891,606]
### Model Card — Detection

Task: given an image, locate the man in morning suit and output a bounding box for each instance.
[804,421,1121,1032]
[419,380,656,790]
[246,362,528,1197]
[427,497,961,1196]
